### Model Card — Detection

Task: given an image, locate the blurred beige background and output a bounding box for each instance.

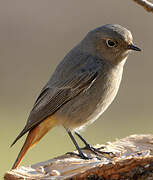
[0,0,152,175]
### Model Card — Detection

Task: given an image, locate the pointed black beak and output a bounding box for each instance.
[128,44,141,51]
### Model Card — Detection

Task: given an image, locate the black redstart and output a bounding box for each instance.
[11,24,141,169]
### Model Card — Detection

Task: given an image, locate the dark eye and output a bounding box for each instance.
[106,39,117,47]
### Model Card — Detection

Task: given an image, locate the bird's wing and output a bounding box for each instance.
[11,61,100,146]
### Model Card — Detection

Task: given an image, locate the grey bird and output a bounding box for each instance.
[11,24,141,169]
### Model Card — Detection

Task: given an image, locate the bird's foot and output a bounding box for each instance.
[84,144,114,158]
[66,151,91,160]
[67,150,102,160]
[67,149,106,160]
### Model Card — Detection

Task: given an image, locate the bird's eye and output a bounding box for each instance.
[106,39,117,47]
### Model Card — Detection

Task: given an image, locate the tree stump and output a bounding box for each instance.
[5,134,153,180]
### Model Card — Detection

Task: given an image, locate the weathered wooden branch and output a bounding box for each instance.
[5,134,153,180]
[132,0,153,12]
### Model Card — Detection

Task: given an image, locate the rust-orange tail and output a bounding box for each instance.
[12,116,57,169]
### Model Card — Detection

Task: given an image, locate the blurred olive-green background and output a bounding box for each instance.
[0,0,153,175]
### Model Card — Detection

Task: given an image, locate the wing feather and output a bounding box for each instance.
[11,55,101,146]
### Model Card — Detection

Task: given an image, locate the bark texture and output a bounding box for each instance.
[5,134,153,180]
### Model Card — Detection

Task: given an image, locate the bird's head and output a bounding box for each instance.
[81,24,141,65]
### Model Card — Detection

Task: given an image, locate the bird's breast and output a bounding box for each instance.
[56,62,124,130]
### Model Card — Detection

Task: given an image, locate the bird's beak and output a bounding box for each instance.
[128,44,141,51]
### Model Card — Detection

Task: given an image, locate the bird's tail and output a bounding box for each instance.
[12,116,57,169]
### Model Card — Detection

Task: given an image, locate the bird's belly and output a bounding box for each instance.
[56,67,123,130]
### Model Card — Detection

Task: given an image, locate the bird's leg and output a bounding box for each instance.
[75,131,112,156]
[75,131,100,156]
[66,129,90,160]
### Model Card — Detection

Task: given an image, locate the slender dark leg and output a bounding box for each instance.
[75,131,100,156]
[66,129,90,159]
[75,131,111,156]
[75,131,93,149]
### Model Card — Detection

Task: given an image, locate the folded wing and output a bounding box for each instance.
[11,59,100,146]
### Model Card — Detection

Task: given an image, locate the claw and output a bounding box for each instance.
[66,151,101,160]
[66,151,91,160]
[84,144,114,158]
